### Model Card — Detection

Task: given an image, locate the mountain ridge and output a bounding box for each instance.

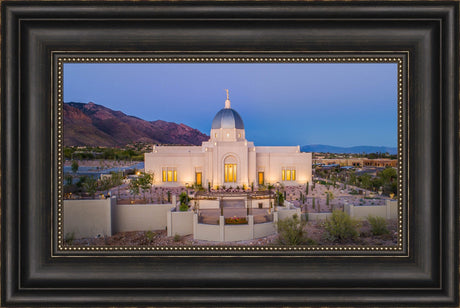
[64,102,209,147]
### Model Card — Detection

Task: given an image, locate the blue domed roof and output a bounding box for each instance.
[211,108,244,129]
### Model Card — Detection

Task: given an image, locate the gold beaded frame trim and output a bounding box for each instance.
[54,54,407,256]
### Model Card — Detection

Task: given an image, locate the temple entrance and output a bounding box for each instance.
[258,172,264,185]
[224,155,238,183]
[195,172,202,186]
[224,164,236,183]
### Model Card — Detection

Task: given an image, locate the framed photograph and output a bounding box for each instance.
[2,1,458,307]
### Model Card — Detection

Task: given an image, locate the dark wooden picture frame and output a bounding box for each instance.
[2,1,458,306]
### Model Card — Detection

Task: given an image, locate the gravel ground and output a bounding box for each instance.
[69,219,398,247]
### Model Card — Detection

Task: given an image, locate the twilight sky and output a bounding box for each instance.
[64,62,397,147]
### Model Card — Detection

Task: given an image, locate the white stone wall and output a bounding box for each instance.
[308,213,333,221]
[344,200,398,220]
[168,210,194,236]
[63,197,114,239]
[144,147,205,186]
[277,208,302,220]
[194,222,221,241]
[255,149,312,186]
[112,203,174,233]
[254,222,276,239]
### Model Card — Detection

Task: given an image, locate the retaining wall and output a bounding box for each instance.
[167,210,194,236]
[254,222,276,239]
[63,197,114,239]
[112,203,174,233]
[344,200,397,220]
[277,208,301,220]
[307,213,333,221]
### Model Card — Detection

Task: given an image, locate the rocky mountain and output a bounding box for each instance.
[301,144,397,155]
[64,102,209,147]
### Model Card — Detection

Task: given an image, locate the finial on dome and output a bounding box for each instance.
[224,89,231,109]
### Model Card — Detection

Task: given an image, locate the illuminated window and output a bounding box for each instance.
[224,164,237,182]
[167,170,172,182]
[238,133,241,138]
[282,168,296,181]
[215,133,217,138]
[162,167,177,182]
[196,172,202,186]
[258,172,264,185]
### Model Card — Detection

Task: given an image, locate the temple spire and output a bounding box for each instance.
[224,89,231,108]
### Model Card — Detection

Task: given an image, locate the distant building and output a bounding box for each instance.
[313,158,397,168]
[145,91,312,188]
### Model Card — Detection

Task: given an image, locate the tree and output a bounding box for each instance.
[358,173,372,190]
[99,177,112,196]
[83,177,98,198]
[306,182,309,195]
[110,172,124,198]
[138,172,154,202]
[379,167,397,195]
[129,178,140,201]
[65,173,73,186]
[71,160,79,174]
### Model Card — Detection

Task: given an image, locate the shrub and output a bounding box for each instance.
[276,214,314,245]
[179,203,189,211]
[145,230,156,243]
[323,210,361,242]
[179,191,189,205]
[367,216,389,235]
[173,233,181,242]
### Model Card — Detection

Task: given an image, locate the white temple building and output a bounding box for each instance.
[144,91,312,188]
